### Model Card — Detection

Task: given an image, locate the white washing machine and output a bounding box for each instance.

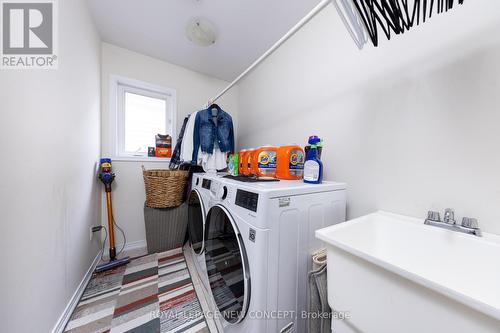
[187,173,224,284]
[192,175,347,333]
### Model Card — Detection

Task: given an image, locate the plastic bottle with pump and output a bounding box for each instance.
[303,136,323,184]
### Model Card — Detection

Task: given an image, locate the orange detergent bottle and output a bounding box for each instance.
[238,149,247,175]
[276,145,305,180]
[240,150,249,175]
[245,149,255,176]
[251,146,278,177]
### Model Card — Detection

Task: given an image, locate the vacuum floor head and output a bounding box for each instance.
[95,257,130,273]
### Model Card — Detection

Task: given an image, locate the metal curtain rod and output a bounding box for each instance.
[206,0,332,106]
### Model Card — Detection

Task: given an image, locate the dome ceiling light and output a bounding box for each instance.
[185,17,217,47]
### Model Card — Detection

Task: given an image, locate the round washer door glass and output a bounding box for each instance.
[205,205,250,324]
[188,190,205,255]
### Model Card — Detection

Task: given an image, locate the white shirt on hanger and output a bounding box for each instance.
[180,110,199,163]
[197,141,227,173]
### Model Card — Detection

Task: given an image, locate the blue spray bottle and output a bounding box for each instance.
[304,136,323,184]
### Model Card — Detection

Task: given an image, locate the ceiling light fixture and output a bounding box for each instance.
[185,17,217,47]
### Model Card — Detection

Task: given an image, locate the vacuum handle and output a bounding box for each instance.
[106,192,116,260]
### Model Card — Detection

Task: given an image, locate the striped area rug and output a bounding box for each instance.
[65,248,209,333]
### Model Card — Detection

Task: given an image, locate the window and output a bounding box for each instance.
[111,76,176,159]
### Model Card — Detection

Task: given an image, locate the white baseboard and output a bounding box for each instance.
[100,239,148,261]
[51,240,147,332]
[52,250,102,333]
[120,239,147,252]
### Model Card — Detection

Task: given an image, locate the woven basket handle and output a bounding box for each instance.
[141,165,146,172]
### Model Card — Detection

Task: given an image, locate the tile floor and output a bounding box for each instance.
[64,247,210,333]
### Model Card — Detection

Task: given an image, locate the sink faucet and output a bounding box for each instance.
[443,208,456,225]
[424,209,482,237]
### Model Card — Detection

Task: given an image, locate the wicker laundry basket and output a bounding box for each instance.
[142,166,189,208]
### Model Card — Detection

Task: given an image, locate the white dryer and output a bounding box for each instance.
[201,177,347,333]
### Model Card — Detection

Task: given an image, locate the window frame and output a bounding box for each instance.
[109,75,177,161]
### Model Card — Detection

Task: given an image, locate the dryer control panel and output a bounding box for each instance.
[202,178,211,190]
[235,189,259,212]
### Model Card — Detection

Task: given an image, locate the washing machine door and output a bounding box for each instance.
[204,204,250,324]
[187,189,205,255]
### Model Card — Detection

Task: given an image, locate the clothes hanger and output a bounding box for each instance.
[333,0,368,50]
[209,103,220,117]
[204,99,221,119]
[345,0,465,47]
[203,99,220,116]
[351,0,380,46]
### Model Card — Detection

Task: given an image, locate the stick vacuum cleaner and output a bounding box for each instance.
[95,158,130,273]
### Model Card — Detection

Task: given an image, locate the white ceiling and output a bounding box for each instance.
[87,0,322,81]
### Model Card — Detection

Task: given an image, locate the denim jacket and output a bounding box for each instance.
[192,105,234,163]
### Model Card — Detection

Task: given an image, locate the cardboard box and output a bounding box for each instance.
[155,134,172,158]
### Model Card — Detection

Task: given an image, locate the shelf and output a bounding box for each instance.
[110,156,171,163]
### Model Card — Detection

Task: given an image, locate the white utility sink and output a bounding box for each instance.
[316,211,500,333]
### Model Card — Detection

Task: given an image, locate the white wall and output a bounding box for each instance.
[0,1,102,332]
[101,43,238,247]
[237,1,500,235]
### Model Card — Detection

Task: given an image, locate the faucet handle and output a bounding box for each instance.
[443,208,456,225]
[462,217,479,229]
[427,211,441,222]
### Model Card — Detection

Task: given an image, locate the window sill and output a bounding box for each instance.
[111,156,171,163]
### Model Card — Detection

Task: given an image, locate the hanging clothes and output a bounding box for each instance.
[169,115,190,170]
[196,142,228,173]
[180,110,199,163]
[191,105,234,163]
